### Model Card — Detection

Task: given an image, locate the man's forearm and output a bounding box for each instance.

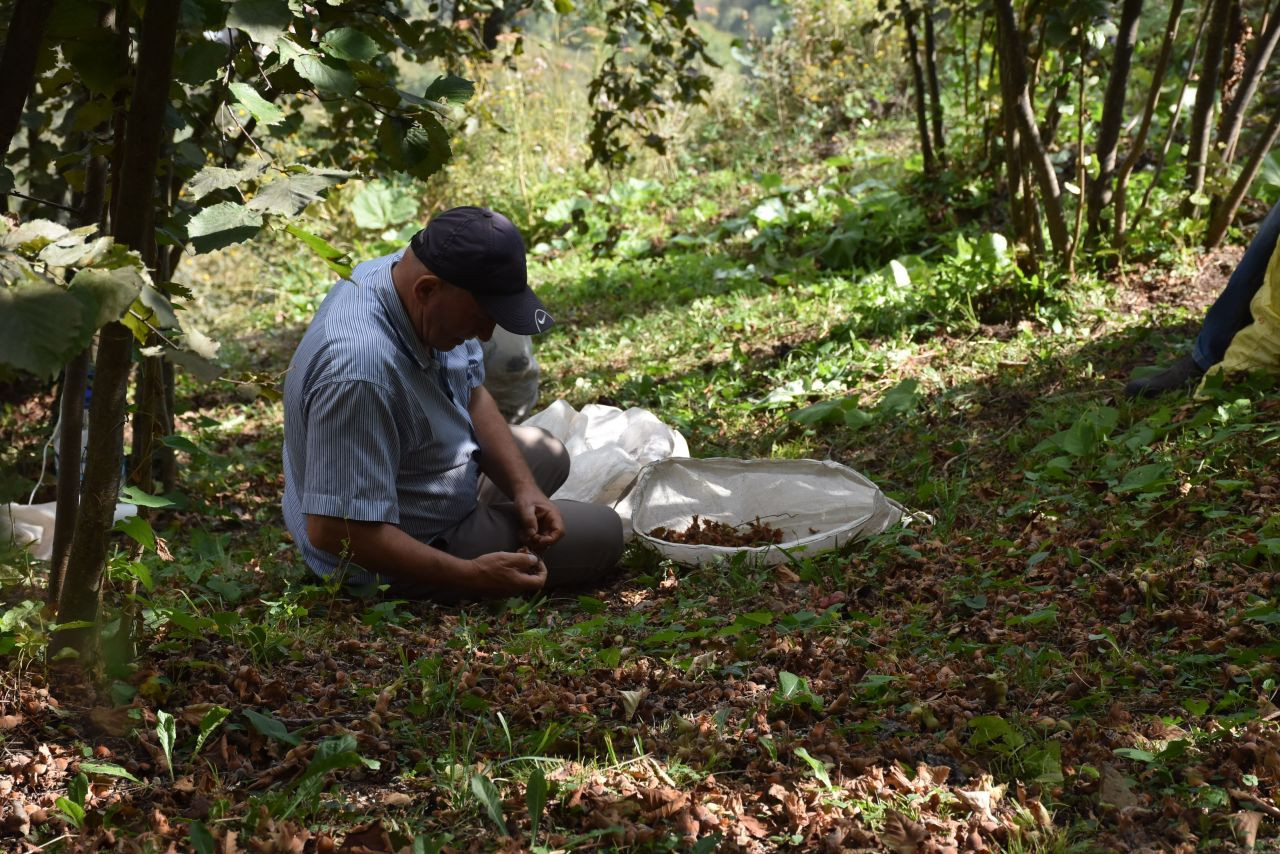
[469,385,539,499]
[307,516,467,588]
[306,515,547,596]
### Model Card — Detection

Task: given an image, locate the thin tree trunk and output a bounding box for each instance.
[1217,10,1280,164]
[1134,0,1212,235]
[47,138,111,607]
[995,38,1030,250]
[1114,0,1185,249]
[159,359,178,493]
[960,4,971,139]
[993,0,1069,261]
[47,348,89,607]
[1205,108,1280,248]
[1085,0,1144,249]
[902,2,936,174]
[1069,32,1089,272]
[1183,0,1232,212]
[0,0,53,156]
[924,10,946,166]
[56,0,181,656]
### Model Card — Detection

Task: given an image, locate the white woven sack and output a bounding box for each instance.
[630,457,905,566]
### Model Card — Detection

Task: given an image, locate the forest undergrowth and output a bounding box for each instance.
[4,124,1280,853]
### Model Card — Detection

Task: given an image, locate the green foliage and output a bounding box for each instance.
[0,221,146,377]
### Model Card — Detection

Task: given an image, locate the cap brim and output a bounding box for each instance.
[479,288,555,335]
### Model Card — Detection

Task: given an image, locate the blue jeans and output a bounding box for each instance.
[1193,199,1280,370]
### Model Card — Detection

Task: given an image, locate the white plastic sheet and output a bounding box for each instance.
[2,501,138,561]
[629,457,905,566]
[522,400,689,537]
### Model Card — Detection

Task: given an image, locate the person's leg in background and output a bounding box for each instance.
[1125,199,1280,397]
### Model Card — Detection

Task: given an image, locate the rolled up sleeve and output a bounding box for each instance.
[301,380,401,523]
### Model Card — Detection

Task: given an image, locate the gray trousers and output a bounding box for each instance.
[385,425,625,599]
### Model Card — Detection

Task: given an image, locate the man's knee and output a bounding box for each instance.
[546,501,624,587]
[514,424,569,492]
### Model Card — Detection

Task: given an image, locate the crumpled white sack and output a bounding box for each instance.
[3,501,138,561]
[522,400,689,538]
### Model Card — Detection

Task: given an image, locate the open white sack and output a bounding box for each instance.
[630,457,905,566]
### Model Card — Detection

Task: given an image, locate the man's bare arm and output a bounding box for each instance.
[306,515,545,596]
[468,385,565,551]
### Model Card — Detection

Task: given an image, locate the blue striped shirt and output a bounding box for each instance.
[282,252,486,583]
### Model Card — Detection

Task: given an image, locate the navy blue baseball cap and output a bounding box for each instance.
[410,206,554,335]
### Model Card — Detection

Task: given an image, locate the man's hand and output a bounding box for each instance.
[514,487,565,553]
[469,551,548,595]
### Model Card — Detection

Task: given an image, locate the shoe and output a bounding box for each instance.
[1123,354,1206,398]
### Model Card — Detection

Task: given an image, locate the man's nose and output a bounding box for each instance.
[477,316,497,342]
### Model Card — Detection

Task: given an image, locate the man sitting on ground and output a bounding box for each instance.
[1125,199,1280,397]
[282,206,624,597]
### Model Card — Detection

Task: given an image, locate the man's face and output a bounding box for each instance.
[413,277,497,351]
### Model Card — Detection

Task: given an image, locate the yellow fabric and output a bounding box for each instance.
[1205,235,1280,382]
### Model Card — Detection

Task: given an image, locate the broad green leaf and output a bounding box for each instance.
[228,82,284,126]
[0,281,85,377]
[350,181,418,230]
[793,747,832,787]
[166,346,223,383]
[778,670,803,698]
[79,761,140,782]
[156,709,177,778]
[1113,747,1156,763]
[122,285,181,345]
[120,485,175,508]
[38,230,112,268]
[247,173,335,215]
[123,561,154,594]
[66,29,129,96]
[790,398,847,427]
[878,378,921,414]
[526,767,548,842]
[243,708,300,745]
[186,157,271,200]
[690,836,722,854]
[68,266,145,336]
[282,735,378,818]
[1115,463,1172,495]
[55,797,85,828]
[294,55,357,95]
[176,40,228,86]
[1,218,69,250]
[67,773,89,807]
[193,706,231,756]
[189,820,216,854]
[423,73,475,105]
[284,224,353,277]
[226,0,292,45]
[187,202,264,253]
[470,774,507,834]
[377,114,452,180]
[160,434,209,457]
[114,516,156,551]
[320,27,380,62]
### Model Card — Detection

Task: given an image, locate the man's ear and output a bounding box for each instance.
[412,273,443,301]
